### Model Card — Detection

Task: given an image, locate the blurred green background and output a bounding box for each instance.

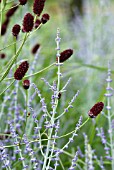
[0,0,114,169]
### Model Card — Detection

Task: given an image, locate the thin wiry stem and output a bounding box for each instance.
[0,0,6,35]
[0,22,43,82]
[0,23,42,53]
[42,28,61,170]
[4,63,55,81]
[2,117,90,149]
[0,3,19,13]
[0,80,15,97]
[20,90,28,143]
[105,62,114,170]
[0,33,28,83]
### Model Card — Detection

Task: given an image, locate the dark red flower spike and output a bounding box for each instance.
[56,49,73,63]
[23,79,30,89]
[14,61,29,80]
[31,44,40,54]
[88,102,104,118]
[1,18,10,36]
[34,19,41,29]
[58,92,61,99]
[23,13,34,32]
[33,0,46,16]
[6,4,18,18]
[0,53,6,59]
[41,13,50,24]
[19,0,27,5]
[12,24,21,37]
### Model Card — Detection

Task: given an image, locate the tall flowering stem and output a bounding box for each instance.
[0,0,7,35]
[42,28,61,170]
[20,88,29,143]
[56,28,61,100]
[0,33,28,83]
[0,0,3,35]
[13,82,26,168]
[104,62,114,170]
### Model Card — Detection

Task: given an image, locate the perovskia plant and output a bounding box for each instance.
[0,27,91,169]
[1,0,114,170]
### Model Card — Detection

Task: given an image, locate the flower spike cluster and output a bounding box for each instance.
[19,0,27,5]
[88,102,104,118]
[57,49,73,63]
[41,13,50,24]
[12,24,21,37]
[33,0,46,16]
[0,53,6,59]
[22,13,34,32]
[31,44,40,54]
[1,18,10,36]
[6,4,18,18]
[14,61,29,80]
[23,80,30,89]
[34,19,41,29]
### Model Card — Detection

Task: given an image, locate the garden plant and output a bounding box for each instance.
[0,0,114,169]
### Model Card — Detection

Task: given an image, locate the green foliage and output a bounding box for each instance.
[0,0,114,169]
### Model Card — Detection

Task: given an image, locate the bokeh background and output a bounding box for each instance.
[1,0,114,169]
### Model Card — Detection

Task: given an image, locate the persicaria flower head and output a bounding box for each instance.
[23,79,30,89]
[1,24,7,35]
[33,0,46,16]
[88,102,104,118]
[41,13,50,24]
[58,92,61,99]
[0,53,6,59]
[12,24,21,37]
[0,131,11,140]
[14,61,29,80]
[1,18,10,36]
[57,49,73,63]
[23,13,34,32]
[6,4,18,18]
[34,19,41,29]
[19,0,27,5]
[31,43,40,54]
